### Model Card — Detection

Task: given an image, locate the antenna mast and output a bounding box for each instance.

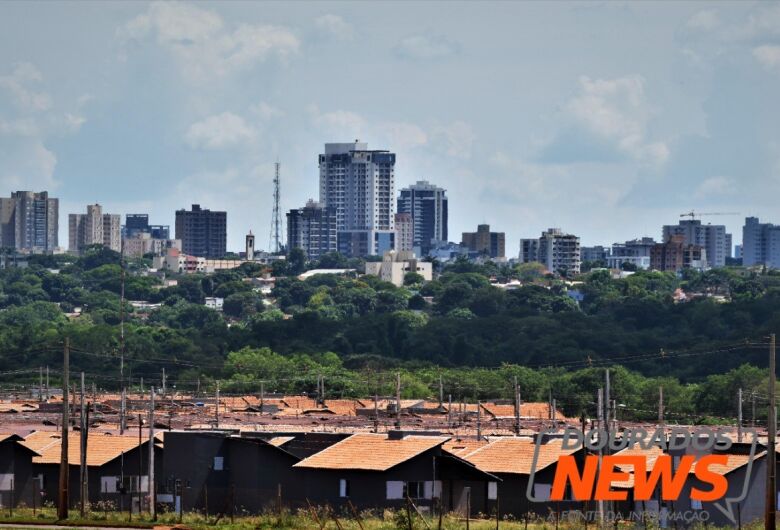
[269,161,282,253]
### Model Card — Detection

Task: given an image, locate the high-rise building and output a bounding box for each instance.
[662,220,731,268]
[581,245,610,263]
[124,214,170,240]
[742,216,780,268]
[396,180,448,256]
[650,235,706,272]
[519,238,539,263]
[0,191,58,252]
[520,228,581,275]
[607,237,656,269]
[286,200,338,262]
[461,224,505,258]
[175,204,227,259]
[69,204,121,254]
[538,228,581,275]
[319,141,396,256]
[394,213,414,253]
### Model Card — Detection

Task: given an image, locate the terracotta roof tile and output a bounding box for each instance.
[442,438,489,456]
[690,453,756,476]
[464,437,577,475]
[294,433,448,471]
[22,431,151,467]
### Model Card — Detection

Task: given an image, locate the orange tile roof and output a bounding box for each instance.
[442,438,489,456]
[690,453,756,476]
[611,444,667,488]
[282,396,318,410]
[294,433,448,471]
[464,437,577,475]
[323,399,363,416]
[21,431,151,467]
[267,436,296,447]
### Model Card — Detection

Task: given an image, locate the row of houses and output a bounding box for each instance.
[0,428,776,525]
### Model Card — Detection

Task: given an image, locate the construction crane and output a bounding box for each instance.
[679,210,739,221]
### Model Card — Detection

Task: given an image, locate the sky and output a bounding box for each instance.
[1,1,779,254]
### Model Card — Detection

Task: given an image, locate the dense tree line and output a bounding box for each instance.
[1,246,780,420]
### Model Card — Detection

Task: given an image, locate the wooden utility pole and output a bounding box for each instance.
[395,373,401,429]
[215,381,220,429]
[39,367,43,402]
[57,338,69,520]
[260,381,265,412]
[447,394,452,430]
[79,372,87,517]
[45,366,49,400]
[149,388,156,520]
[514,376,521,435]
[597,388,604,525]
[120,388,126,435]
[766,334,776,530]
[737,388,743,443]
[477,401,482,441]
[438,375,443,409]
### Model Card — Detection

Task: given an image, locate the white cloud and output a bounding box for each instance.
[314,14,353,41]
[0,138,58,191]
[753,45,780,71]
[185,112,257,149]
[250,101,284,120]
[310,106,366,138]
[566,75,669,165]
[378,122,428,150]
[686,10,720,31]
[0,62,52,111]
[119,1,300,81]
[431,121,476,159]
[695,176,737,198]
[395,34,459,60]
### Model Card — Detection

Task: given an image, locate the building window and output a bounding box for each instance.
[214,456,224,471]
[339,479,350,498]
[488,482,498,500]
[101,476,118,494]
[403,481,425,499]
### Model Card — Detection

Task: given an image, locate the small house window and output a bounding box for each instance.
[488,482,498,500]
[403,481,425,499]
[214,456,224,471]
[339,479,350,498]
[100,476,118,493]
[0,474,13,491]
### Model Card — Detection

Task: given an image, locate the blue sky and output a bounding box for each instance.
[1,1,778,253]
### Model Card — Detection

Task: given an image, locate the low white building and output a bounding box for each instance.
[204,297,224,311]
[364,251,432,287]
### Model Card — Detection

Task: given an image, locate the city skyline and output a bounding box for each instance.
[1,2,778,252]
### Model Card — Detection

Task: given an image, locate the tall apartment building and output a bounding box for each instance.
[581,245,610,263]
[286,200,338,262]
[123,214,171,240]
[607,237,656,269]
[396,180,448,256]
[68,204,121,254]
[662,220,731,268]
[319,141,395,257]
[519,238,539,263]
[742,216,780,268]
[0,191,59,252]
[461,224,505,258]
[650,235,706,272]
[175,204,227,259]
[394,213,414,253]
[519,228,581,275]
[539,228,580,275]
